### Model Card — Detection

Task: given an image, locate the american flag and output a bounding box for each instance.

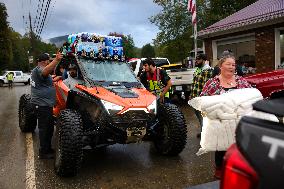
[187,0,196,24]
[188,0,198,58]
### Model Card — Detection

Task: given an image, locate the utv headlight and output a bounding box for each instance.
[101,100,124,114]
[147,100,157,114]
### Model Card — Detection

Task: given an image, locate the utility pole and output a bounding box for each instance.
[28,12,35,68]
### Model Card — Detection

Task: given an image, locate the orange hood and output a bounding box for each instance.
[76,85,156,114]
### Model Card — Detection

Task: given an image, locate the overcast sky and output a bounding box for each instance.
[1,0,162,47]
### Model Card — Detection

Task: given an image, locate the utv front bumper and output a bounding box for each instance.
[103,110,156,143]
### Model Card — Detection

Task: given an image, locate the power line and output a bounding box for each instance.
[41,0,56,36]
[35,0,45,35]
[33,0,42,31]
[35,0,46,35]
[21,0,54,38]
[38,0,52,36]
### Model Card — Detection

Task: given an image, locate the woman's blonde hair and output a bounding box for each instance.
[218,50,235,67]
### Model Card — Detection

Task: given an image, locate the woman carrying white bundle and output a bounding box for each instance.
[200,50,251,179]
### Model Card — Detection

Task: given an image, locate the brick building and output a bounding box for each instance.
[199,0,284,73]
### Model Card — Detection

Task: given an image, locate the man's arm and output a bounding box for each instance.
[161,79,172,97]
[159,70,172,102]
[159,79,172,103]
[42,52,63,77]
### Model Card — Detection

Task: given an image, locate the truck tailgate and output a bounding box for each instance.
[166,68,195,85]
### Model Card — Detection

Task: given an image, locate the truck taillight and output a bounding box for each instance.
[220,144,259,189]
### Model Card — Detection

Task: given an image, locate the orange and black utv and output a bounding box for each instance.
[18,33,187,177]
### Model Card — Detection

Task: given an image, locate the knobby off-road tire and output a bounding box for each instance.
[154,103,187,156]
[55,109,83,177]
[18,94,37,132]
[0,80,4,87]
[24,79,30,85]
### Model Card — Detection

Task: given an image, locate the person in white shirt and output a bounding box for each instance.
[63,64,81,89]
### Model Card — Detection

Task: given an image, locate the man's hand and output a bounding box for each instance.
[52,75,62,82]
[55,51,63,62]
[42,51,63,77]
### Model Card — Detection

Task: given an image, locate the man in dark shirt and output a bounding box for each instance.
[139,58,172,103]
[190,53,213,138]
[31,52,63,159]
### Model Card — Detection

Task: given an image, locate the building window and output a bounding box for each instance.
[217,39,256,75]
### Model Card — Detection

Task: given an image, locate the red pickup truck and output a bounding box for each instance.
[245,69,284,98]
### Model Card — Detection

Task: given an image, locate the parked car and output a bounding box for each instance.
[244,69,284,98]
[0,71,31,87]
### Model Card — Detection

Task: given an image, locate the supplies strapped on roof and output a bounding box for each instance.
[65,32,125,61]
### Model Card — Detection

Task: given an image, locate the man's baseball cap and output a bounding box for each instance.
[68,64,77,70]
[37,53,50,62]
[196,53,207,61]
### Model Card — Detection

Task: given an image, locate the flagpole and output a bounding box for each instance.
[188,0,197,58]
[194,22,197,59]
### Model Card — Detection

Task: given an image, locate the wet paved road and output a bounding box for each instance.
[0,85,215,189]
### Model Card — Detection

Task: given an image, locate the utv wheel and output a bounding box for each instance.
[55,109,83,177]
[24,79,30,85]
[18,94,37,132]
[0,80,4,87]
[154,103,187,156]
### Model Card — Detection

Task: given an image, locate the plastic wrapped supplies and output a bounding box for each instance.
[188,88,267,155]
[67,32,124,61]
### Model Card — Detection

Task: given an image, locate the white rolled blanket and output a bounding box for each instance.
[206,109,237,120]
[226,88,263,105]
[188,95,235,112]
[189,88,263,119]
[191,88,266,155]
[196,118,237,155]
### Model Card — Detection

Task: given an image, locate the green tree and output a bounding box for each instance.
[7,30,57,72]
[122,34,136,58]
[9,29,30,71]
[199,0,257,29]
[150,1,193,62]
[0,2,13,71]
[134,47,142,58]
[141,43,155,58]
[0,2,57,72]
[151,0,257,62]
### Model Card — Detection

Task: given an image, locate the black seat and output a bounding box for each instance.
[253,97,284,117]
